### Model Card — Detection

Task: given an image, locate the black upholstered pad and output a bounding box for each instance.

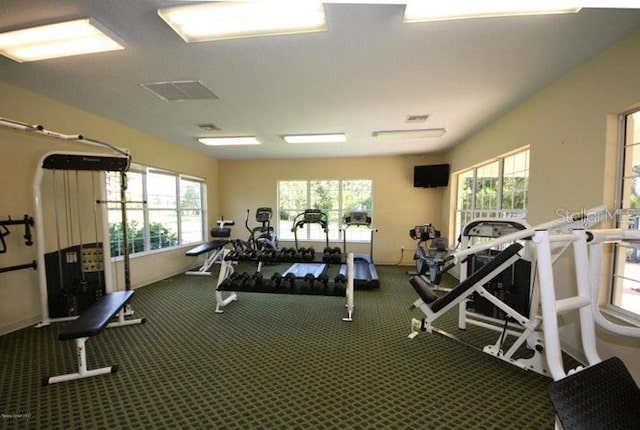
[548,357,640,430]
[430,243,522,313]
[185,240,228,256]
[58,290,134,341]
[409,276,438,304]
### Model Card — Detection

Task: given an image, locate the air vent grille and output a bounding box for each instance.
[141,80,218,101]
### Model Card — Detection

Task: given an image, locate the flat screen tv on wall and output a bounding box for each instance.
[413,164,450,188]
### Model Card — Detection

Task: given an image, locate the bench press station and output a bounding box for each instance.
[185,219,235,276]
[44,290,145,385]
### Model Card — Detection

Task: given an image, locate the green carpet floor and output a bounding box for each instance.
[0,264,556,429]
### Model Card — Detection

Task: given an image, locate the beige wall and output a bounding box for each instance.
[218,155,446,265]
[0,81,219,334]
[444,27,640,380]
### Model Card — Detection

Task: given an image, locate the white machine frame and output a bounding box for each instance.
[409,206,618,377]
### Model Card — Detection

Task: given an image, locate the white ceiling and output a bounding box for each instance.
[1,1,640,159]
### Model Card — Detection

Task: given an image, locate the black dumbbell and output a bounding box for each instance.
[283,272,297,291]
[322,246,333,262]
[302,273,315,291]
[247,272,264,290]
[334,274,347,295]
[270,272,282,289]
[302,247,315,261]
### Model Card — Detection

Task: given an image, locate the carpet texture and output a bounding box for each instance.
[0,264,555,429]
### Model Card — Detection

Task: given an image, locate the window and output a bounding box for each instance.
[278,179,373,242]
[613,109,640,317]
[454,148,529,240]
[106,166,206,257]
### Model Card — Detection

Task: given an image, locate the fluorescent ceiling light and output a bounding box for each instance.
[403,1,582,23]
[0,18,123,62]
[199,136,261,146]
[284,133,346,144]
[372,129,446,140]
[158,1,327,43]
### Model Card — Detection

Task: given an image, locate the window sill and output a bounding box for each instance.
[601,305,640,328]
[110,242,201,262]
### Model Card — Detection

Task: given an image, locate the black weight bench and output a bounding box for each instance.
[44,290,145,385]
[185,239,230,275]
[548,357,640,430]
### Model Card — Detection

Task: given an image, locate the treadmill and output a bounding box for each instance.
[283,209,329,278]
[339,212,380,289]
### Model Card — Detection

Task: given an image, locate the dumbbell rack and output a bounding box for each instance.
[214,249,355,322]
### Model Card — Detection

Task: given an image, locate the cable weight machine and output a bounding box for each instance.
[0,116,140,326]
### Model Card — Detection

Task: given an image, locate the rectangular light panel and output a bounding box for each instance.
[372,129,446,140]
[284,134,346,144]
[403,1,582,23]
[0,18,123,62]
[158,1,327,43]
[199,137,261,146]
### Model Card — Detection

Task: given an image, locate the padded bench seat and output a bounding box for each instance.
[44,290,144,385]
[59,290,134,340]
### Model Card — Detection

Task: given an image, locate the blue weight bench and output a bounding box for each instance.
[43,290,145,385]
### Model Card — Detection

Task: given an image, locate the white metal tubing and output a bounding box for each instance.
[99,171,115,294]
[214,250,237,313]
[33,156,50,325]
[343,252,354,322]
[589,242,640,338]
[533,230,566,380]
[587,228,640,244]
[572,230,602,366]
[451,206,608,263]
[0,116,130,157]
[555,296,591,313]
[45,337,113,384]
[463,317,527,338]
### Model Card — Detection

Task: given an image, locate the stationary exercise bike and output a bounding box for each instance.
[409,224,455,290]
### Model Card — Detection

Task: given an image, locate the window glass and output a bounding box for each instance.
[106,168,205,257]
[278,179,373,242]
[453,148,529,240]
[613,110,640,316]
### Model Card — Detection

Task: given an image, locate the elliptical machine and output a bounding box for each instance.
[244,207,278,252]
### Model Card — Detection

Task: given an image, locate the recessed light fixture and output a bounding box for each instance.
[283,134,346,144]
[158,1,327,43]
[0,18,123,62]
[372,129,446,140]
[199,136,261,146]
[403,0,582,23]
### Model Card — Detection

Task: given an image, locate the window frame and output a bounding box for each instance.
[106,164,207,259]
[453,148,530,241]
[277,179,373,243]
[611,108,640,321]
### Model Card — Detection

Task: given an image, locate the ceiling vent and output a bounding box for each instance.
[141,80,218,101]
[406,114,429,123]
[198,123,221,131]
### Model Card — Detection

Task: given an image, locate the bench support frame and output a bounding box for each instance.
[44,307,144,385]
